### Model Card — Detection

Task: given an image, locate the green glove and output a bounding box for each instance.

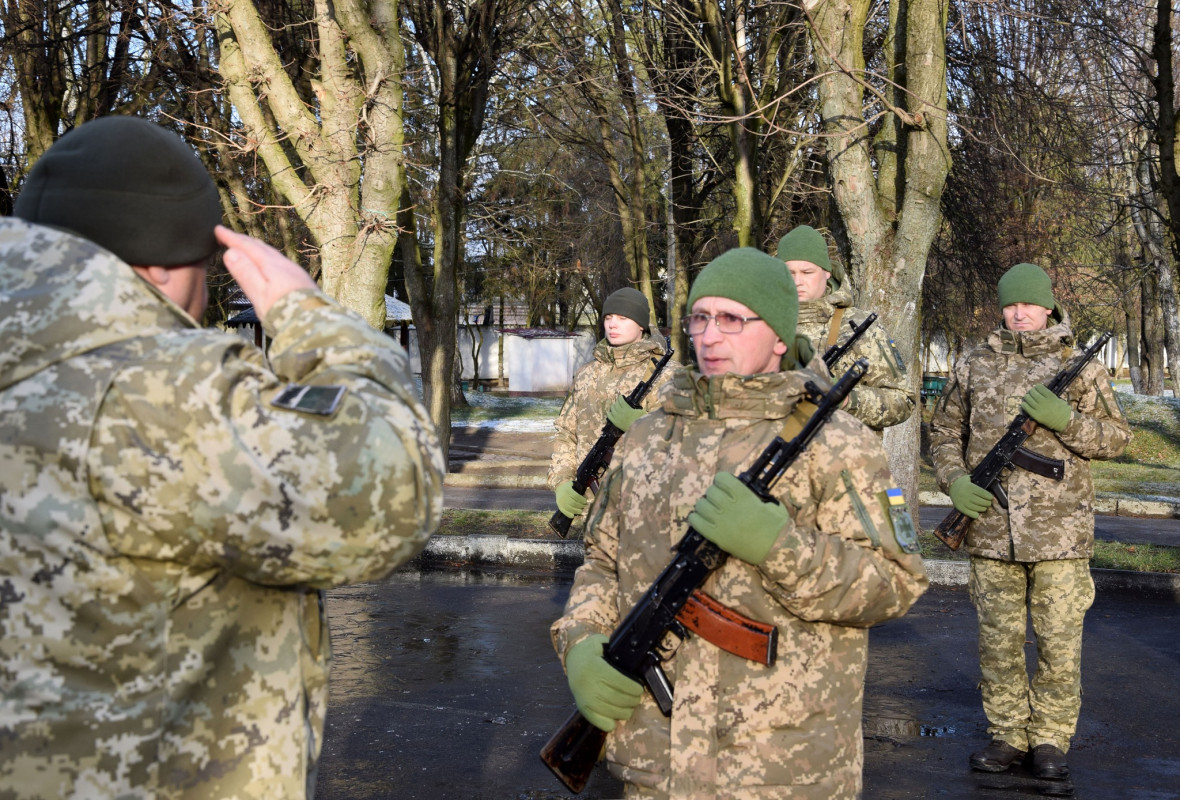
[565,634,643,732]
[1021,383,1072,432]
[949,474,994,519]
[686,471,787,565]
[606,395,645,432]
[555,480,589,518]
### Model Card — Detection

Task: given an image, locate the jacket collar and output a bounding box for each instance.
[664,358,832,421]
[987,311,1074,358]
[797,283,853,325]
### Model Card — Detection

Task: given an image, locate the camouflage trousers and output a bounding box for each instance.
[968,556,1094,753]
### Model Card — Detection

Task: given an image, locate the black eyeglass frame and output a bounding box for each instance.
[680,311,764,336]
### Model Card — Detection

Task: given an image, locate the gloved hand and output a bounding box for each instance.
[565,634,643,732]
[949,474,994,519]
[1021,384,1072,432]
[606,395,645,432]
[686,471,788,565]
[555,480,589,518]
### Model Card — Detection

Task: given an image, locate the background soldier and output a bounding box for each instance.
[547,287,674,521]
[550,248,927,799]
[929,262,1130,780]
[777,225,914,430]
[0,116,445,798]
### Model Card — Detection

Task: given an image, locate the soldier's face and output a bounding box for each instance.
[1002,302,1051,332]
[690,296,787,377]
[786,260,830,301]
[604,314,644,346]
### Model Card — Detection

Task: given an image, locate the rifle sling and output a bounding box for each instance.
[826,307,846,351]
[1009,446,1065,481]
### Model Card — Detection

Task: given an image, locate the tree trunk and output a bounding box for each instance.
[807,0,950,518]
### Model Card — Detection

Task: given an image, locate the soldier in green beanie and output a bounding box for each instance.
[2,116,444,798]
[777,224,915,431]
[548,286,674,521]
[930,262,1130,781]
[551,247,927,799]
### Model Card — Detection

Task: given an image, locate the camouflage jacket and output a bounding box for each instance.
[797,285,914,430]
[546,335,675,490]
[551,362,928,799]
[0,220,444,799]
[929,315,1130,561]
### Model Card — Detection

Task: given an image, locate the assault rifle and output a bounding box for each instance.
[823,312,877,370]
[932,332,1112,551]
[540,359,869,793]
[548,345,676,537]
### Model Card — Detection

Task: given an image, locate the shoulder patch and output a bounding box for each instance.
[272,384,347,416]
[887,339,907,373]
[883,488,921,553]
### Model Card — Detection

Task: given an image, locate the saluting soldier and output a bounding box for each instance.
[777,225,914,430]
[0,117,444,799]
[548,287,675,522]
[550,247,928,799]
[929,262,1130,781]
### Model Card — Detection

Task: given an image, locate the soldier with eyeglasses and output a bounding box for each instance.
[551,247,927,799]
[777,225,914,431]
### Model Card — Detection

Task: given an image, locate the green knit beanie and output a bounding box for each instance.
[776,225,845,286]
[14,116,222,267]
[687,247,798,346]
[997,262,1055,311]
[603,287,650,332]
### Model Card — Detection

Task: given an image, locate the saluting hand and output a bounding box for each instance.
[215,225,319,320]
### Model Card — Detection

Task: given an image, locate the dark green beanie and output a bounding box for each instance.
[14,116,222,267]
[997,262,1054,310]
[776,225,845,285]
[687,247,798,346]
[603,287,650,331]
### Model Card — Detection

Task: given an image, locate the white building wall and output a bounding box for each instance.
[398,327,596,390]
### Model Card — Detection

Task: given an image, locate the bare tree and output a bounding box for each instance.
[214,0,408,329]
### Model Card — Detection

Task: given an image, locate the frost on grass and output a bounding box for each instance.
[451,390,564,432]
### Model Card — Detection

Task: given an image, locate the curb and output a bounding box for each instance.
[412,535,1180,600]
[445,472,551,489]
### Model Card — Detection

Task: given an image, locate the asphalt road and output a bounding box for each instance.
[315,569,1180,800]
[443,486,1180,548]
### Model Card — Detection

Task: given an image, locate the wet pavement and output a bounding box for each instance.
[316,566,1180,800]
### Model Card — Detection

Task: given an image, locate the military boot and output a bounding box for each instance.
[1031,744,1070,780]
[969,739,1026,772]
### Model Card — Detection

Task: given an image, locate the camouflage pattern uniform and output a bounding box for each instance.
[796,283,913,431]
[547,335,675,491]
[929,313,1130,753]
[0,220,445,799]
[552,362,928,799]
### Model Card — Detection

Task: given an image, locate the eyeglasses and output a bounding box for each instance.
[681,311,763,336]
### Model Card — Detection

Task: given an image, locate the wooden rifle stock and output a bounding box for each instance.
[540,710,608,794]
